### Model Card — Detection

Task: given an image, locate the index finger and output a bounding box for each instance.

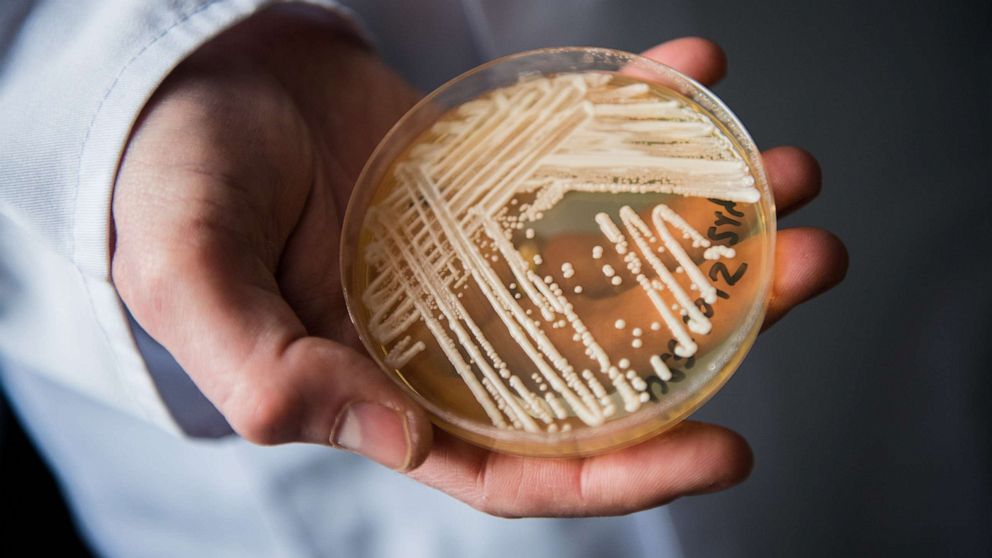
[408,422,751,517]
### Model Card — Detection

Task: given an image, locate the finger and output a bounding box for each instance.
[112,173,433,473]
[409,421,752,517]
[641,37,728,87]
[763,227,849,329]
[763,146,822,218]
[641,43,825,218]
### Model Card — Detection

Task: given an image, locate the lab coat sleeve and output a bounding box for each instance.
[0,0,369,436]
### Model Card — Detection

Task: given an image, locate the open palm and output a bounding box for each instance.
[112,9,846,517]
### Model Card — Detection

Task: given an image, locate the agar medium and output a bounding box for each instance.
[340,48,775,457]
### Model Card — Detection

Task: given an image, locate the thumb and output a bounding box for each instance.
[112,186,432,472]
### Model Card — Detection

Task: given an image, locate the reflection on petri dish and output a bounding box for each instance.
[340,48,776,457]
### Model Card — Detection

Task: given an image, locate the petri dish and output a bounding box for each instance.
[340,47,776,457]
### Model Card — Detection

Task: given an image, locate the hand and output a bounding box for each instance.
[112,7,847,518]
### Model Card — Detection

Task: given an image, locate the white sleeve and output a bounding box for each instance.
[0,0,370,436]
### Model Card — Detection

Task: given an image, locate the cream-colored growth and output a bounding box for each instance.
[360,72,756,432]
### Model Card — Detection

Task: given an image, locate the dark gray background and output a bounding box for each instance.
[342,0,992,555]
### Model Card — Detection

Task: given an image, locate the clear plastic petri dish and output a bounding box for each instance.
[340,47,775,457]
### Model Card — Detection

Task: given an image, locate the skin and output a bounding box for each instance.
[111,8,848,518]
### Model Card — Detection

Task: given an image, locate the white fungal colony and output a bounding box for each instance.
[359,73,759,433]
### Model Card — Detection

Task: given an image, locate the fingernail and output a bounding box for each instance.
[332,402,412,471]
[690,479,736,496]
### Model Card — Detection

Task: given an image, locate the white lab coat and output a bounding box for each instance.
[0,1,681,556]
